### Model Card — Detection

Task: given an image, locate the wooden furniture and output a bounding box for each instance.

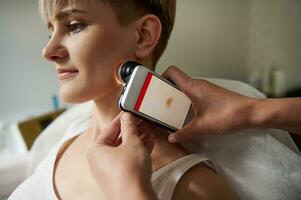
[18,109,66,149]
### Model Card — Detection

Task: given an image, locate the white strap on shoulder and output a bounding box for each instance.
[152,154,209,200]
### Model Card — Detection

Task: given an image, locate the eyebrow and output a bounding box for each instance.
[47,9,87,29]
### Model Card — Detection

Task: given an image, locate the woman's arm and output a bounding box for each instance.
[172,164,235,200]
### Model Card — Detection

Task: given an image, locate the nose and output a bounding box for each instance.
[42,33,68,63]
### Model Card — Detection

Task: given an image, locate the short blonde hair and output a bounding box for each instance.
[39,0,176,65]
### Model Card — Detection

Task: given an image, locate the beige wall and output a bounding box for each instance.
[159,0,301,92]
[246,0,301,91]
[158,0,250,81]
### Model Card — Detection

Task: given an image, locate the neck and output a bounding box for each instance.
[92,85,122,128]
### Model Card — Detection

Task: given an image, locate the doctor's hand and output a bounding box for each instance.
[163,66,301,143]
[162,66,258,143]
[87,112,157,200]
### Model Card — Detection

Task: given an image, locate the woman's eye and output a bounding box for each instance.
[66,22,86,33]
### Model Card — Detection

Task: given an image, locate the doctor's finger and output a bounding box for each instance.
[141,131,155,153]
[161,66,192,92]
[120,113,140,143]
[94,113,122,146]
[168,122,200,143]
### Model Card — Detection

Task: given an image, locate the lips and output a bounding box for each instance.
[56,68,79,80]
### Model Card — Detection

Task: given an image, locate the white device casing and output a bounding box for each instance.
[118,66,193,131]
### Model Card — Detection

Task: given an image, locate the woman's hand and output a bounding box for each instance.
[87,112,157,200]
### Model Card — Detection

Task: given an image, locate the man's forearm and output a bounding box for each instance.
[249,98,301,134]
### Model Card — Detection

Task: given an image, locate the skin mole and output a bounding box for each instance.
[166,97,173,107]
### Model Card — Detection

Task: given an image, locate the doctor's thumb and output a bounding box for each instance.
[120,113,139,142]
[162,66,192,93]
[168,122,200,143]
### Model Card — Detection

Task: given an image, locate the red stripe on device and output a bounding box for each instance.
[135,72,152,111]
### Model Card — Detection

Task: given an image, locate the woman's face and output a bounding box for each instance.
[43,0,137,103]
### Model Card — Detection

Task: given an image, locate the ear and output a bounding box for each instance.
[134,14,162,60]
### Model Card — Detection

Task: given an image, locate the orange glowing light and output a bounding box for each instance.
[113,60,125,85]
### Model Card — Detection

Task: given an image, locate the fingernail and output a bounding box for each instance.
[168,135,177,143]
[122,113,132,121]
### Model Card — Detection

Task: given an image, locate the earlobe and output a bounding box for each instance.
[134,14,162,60]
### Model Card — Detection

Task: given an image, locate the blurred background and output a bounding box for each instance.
[1,0,301,124]
[0,0,301,198]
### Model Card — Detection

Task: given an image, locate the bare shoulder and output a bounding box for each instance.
[172,164,236,200]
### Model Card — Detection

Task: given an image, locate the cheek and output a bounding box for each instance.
[73,39,121,92]
[64,27,136,99]
[79,30,135,78]
[75,30,126,70]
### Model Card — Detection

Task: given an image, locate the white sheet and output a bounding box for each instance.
[3,79,301,199]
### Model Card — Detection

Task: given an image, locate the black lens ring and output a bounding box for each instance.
[120,61,141,83]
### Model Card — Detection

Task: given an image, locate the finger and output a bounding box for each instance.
[95,113,122,146]
[115,118,143,144]
[135,119,144,137]
[142,131,155,153]
[168,121,200,143]
[91,112,123,141]
[161,66,192,92]
[120,113,139,142]
[113,136,122,146]
[138,122,156,153]
[137,120,152,134]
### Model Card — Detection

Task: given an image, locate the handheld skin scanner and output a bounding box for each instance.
[116,61,194,132]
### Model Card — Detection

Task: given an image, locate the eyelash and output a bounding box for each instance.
[65,21,87,34]
[47,21,86,39]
